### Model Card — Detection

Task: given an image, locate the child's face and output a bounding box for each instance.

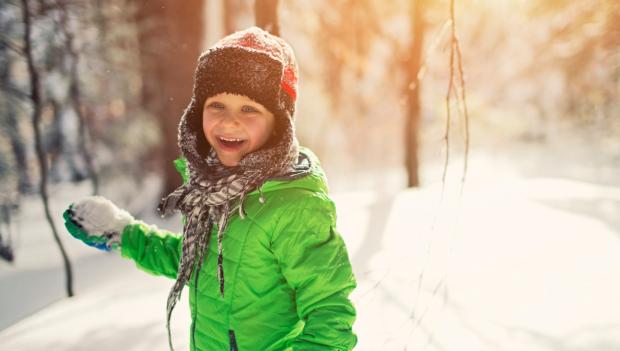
[202,93,276,167]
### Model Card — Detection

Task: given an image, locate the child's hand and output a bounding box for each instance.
[63,196,135,252]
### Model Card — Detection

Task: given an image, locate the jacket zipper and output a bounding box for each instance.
[229,329,238,351]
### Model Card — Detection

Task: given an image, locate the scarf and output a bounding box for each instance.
[157,121,306,351]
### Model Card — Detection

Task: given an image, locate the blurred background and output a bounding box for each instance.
[0,0,619,350]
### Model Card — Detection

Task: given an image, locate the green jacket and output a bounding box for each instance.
[120,147,358,350]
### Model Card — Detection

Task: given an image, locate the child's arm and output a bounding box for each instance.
[119,220,182,279]
[271,194,358,351]
[64,196,183,279]
[64,159,188,278]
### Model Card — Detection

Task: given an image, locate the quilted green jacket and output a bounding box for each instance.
[120,147,358,350]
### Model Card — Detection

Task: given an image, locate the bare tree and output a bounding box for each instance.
[1,77,32,194]
[403,0,426,187]
[223,0,238,35]
[20,0,74,297]
[443,0,470,193]
[134,0,205,197]
[39,2,88,186]
[57,0,99,194]
[255,0,279,35]
[0,1,32,194]
[528,0,619,122]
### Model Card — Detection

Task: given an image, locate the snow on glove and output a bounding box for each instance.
[63,196,135,252]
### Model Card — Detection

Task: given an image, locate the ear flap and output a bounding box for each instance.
[178,97,211,174]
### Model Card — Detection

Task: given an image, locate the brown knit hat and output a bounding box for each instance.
[178,26,299,174]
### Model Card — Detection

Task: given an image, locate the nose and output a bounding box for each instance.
[218,110,241,127]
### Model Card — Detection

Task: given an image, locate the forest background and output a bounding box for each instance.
[0,0,618,350]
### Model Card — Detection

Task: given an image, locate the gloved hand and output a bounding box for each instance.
[63,196,135,252]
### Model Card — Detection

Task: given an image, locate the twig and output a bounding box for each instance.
[454,35,470,193]
[406,0,472,346]
[441,20,455,203]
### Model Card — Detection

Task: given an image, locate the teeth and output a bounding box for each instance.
[220,136,243,142]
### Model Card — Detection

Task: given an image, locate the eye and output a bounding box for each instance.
[241,105,260,113]
[207,102,225,110]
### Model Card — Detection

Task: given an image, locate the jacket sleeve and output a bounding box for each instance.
[120,221,183,279]
[118,157,187,279]
[271,194,358,351]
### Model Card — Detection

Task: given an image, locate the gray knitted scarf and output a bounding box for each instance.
[157,121,308,350]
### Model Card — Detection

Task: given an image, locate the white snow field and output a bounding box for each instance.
[1,173,620,350]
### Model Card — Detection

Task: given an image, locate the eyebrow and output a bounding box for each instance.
[205,100,263,110]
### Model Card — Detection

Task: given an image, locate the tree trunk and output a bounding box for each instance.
[59,2,99,194]
[7,110,31,193]
[1,81,32,193]
[135,0,205,197]
[223,0,236,35]
[404,0,425,188]
[255,0,279,35]
[0,32,32,194]
[21,0,74,297]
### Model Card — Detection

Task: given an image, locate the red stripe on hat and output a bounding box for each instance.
[281,66,297,100]
[237,37,263,51]
[281,81,297,101]
[283,66,297,84]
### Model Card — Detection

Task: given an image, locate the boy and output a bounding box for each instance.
[64,26,357,350]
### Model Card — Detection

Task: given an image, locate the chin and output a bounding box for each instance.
[219,156,241,167]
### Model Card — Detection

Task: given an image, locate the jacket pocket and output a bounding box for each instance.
[229,329,238,351]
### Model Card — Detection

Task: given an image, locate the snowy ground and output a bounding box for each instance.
[343,179,620,351]
[1,146,620,350]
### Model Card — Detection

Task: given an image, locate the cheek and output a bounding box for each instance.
[202,116,215,139]
[249,120,274,144]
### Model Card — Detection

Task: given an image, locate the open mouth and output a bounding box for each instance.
[217,136,246,150]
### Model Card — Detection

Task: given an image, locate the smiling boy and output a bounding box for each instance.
[63,26,358,351]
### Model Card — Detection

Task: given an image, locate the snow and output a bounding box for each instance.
[0,176,189,350]
[2,168,620,350]
[340,178,620,350]
[1,254,191,351]
[70,195,134,237]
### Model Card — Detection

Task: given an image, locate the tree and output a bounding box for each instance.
[255,0,279,35]
[134,0,205,196]
[301,0,425,187]
[57,0,99,194]
[404,0,426,187]
[223,0,239,35]
[20,0,74,297]
[527,0,619,123]
[0,0,32,194]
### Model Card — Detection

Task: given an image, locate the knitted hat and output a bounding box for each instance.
[178,26,299,174]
